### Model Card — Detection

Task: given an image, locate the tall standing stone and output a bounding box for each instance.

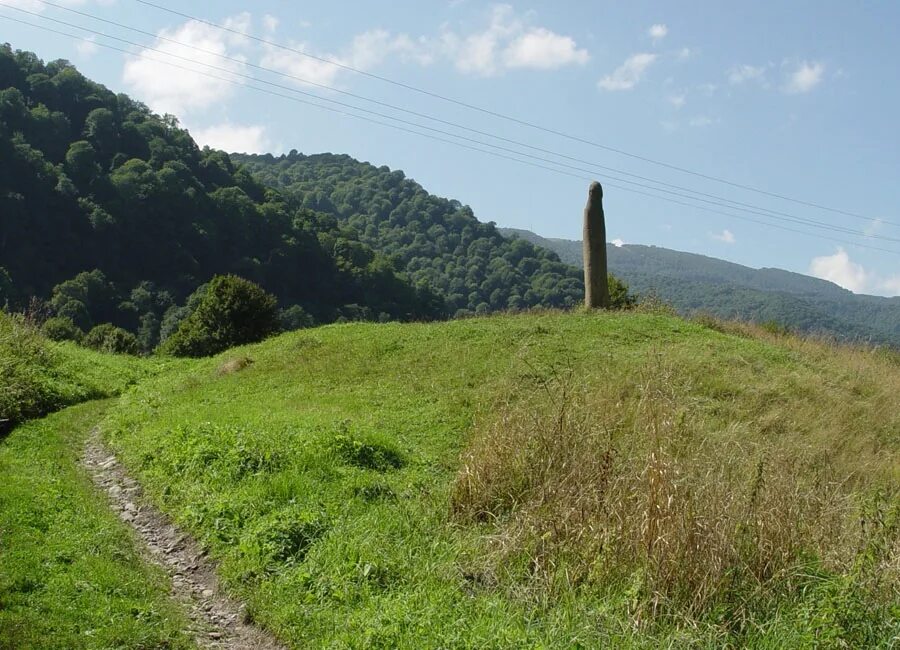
[583,181,610,308]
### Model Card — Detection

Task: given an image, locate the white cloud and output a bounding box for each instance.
[122,14,251,116]
[809,248,868,292]
[262,14,279,33]
[262,28,433,89]
[261,42,345,88]
[502,28,590,70]
[261,5,586,86]
[784,60,825,94]
[611,238,624,247]
[809,247,900,296]
[667,93,686,109]
[728,63,767,85]
[711,229,735,244]
[75,35,99,58]
[349,30,435,68]
[441,5,588,76]
[598,52,656,91]
[191,122,270,154]
[677,47,692,60]
[648,23,668,42]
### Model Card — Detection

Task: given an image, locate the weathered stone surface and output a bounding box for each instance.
[583,181,610,308]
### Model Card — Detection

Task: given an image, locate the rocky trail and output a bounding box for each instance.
[82,429,286,650]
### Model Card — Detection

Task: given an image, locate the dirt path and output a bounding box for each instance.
[82,428,286,650]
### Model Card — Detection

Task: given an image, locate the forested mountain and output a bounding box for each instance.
[0,46,595,351]
[501,228,900,346]
[232,152,584,315]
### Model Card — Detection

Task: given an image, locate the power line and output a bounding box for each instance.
[26,0,900,236]
[4,3,899,246]
[2,11,898,258]
[130,0,896,227]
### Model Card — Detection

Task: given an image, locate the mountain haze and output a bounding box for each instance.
[501,227,900,346]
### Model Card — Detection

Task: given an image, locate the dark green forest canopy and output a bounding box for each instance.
[232,151,586,316]
[0,46,599,350]
[0,46,441,343]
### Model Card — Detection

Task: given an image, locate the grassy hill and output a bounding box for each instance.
[0,315,193,649]
[88,310,898,647]
[500,227,900,347]
[0,311,156,432]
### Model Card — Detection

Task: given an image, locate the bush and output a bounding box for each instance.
[608,274,636,309]
[161,275,279,358]
[1,313,54,430]
[42,316,83,343]
[279,304,315,331]
[83,323,140,355]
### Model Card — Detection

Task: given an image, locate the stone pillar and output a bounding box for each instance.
[583,181,610,308]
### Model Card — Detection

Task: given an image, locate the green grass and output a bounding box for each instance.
[99,311,899,647]
[0,312,163,430]
[0,400,194,650]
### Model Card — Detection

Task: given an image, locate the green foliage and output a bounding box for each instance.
[41,315,82,342]
[161,275,280,357]
[0,402,192,649]
[607,273,636,309]
[331,431,405,472]
[83,323,140,355]
[49,269,115,331]
[503,229,900,347]
[101,312,900,647]
[0,46,444,344]
[279,304,315,331]
[233,151,588,315]
[0,311,148,429]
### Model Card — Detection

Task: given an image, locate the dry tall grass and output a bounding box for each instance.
[452,339,899,625]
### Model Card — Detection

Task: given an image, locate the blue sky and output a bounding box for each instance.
[3,0,899,295]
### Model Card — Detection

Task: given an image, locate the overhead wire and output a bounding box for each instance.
[22,0,900,234]
[3,2,899,245]
[130,0,896,227]
[1,10,899,257]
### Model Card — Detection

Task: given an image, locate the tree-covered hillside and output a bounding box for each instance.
[501,228,900,346]
[0,45,445,348]
[233,152,585,316]
[1,46,599,351]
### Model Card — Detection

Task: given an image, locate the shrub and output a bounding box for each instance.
[41,316,83,343]
[332,434,404,472]
[279,304,315,331]
[608,274,636,309]
[0,312,54,429]
[83,323,140,355]
[161,275,279,358]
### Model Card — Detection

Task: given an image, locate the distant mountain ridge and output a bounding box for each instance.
[500,227,900,347]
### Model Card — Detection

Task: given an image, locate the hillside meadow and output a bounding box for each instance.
[0,316,193,649]
[79,310,899,648]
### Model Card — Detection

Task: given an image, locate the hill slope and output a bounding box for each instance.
[97,311,899,647]
[501,227,900,346]
[233,152,585,315]
[0,45,446,344]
